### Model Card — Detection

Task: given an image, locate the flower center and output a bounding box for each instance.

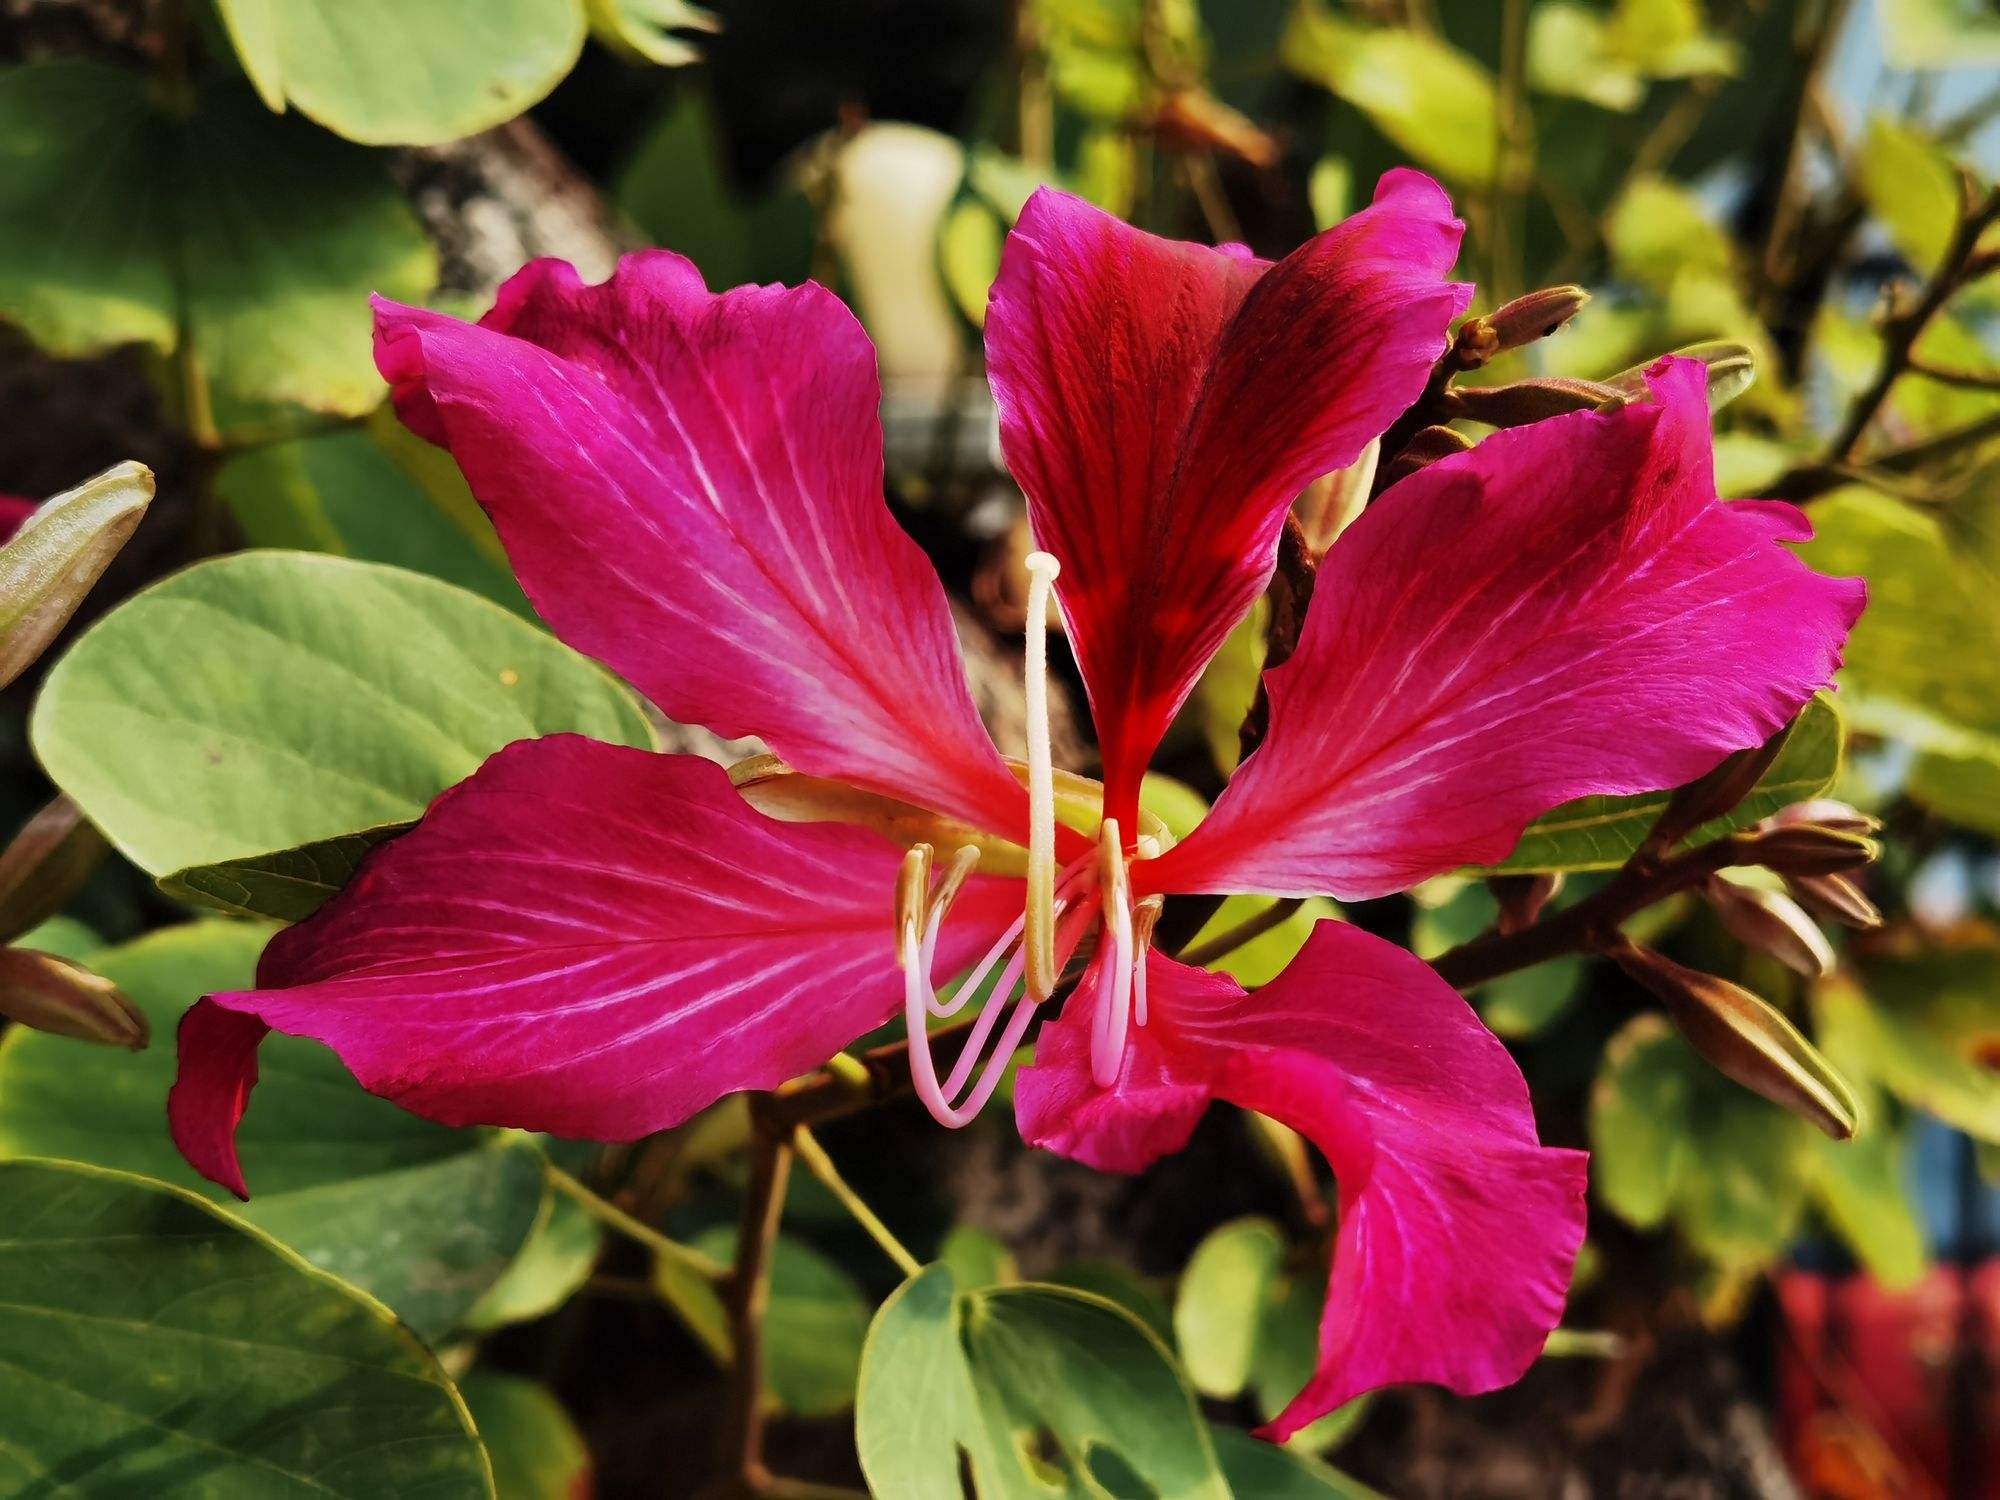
[896,551,1164,1127]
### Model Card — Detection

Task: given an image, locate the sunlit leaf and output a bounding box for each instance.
[1820,957,2000,1142]
[585,0,717,66]
[465,1192,604,1331]
[1282,5,1499,185]
[0,921,548,1339]
[0,65,436,421]
[1606,176,1735,291]
[0,462,151,689]
[215,0,584,145]
[1175,1217,1286,1399]
[0,1157,494,1496]
[33,552,653,878]
[1880,0,2000,68]
[1857,116,1962,275]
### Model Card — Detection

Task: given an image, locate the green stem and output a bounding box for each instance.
[546,1164,726,1280]
[1175,897,1304,969]
[792,1129,922,1278]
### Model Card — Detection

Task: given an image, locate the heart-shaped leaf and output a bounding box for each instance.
[32,551,653,879]
[0,1157,494,1496]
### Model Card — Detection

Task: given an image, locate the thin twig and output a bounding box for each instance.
[715,1120,795,1498]
[546,1164,726,1279]
[1905,359,2000,392]
[792,1128,922,1278]
[1176,897,1305,968]
[1754,0,1854,316]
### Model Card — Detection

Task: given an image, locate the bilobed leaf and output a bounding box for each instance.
[939,1225,1018,1290]
[1484,695,1842,873]
[0,462,152,688]
[1281,6,1498,185]
[0,65,435,420]
[0,921,548,1339]
[32,552,654,879]
[460,1371,591,1500]
[857,1264,1232,1500]
[1174,1216,1286,1398]
[0,1157,493,1497]
[215,0,584,145]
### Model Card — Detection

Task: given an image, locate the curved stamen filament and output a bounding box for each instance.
[1023,550,1062,1002]
[1131,895,1163,1028]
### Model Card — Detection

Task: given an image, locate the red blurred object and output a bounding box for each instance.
[1777,1266,1999,1498]
[0,495,35,544]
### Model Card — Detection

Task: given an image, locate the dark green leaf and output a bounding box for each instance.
[160,822,410,923]
[0,1157,493,1497]
[460,1371,591,1500]
[690,1227,870,1416]
[1211,1426,1385,1498]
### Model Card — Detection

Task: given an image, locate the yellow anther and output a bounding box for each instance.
[894,844,933,959]
[928,845,982,927]
[1023,550,1062,1001]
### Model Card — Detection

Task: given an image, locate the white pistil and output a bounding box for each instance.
[1023,550,1062,1002]
[1090,818,1134,1088]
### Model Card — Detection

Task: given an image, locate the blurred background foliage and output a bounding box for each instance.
[0,0,1998,1495]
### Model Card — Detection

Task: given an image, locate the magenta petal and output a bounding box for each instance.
[985,171,1468,823]
[372,256,1028,839]
[1148,358,1866,899]
[167,736,1019,1195]
[1018,925,1586,1431]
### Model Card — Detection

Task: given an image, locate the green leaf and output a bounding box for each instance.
[460,1371,591,1500]
[32,551,654,879]
[1483,695,1842,874]
[1808,1104,1926,1289]
[585,0,717,65]
[1042,1259,1176,1346]
[939,1225,1018,1290]
[1820,957,2000,1142]
[1590,1015,1815,1267]
[1880,0,2000,68]
[1174,1216,1286,1399]
[0,65,436,419]
[217,417,530,617]
[464,1192,604,1331]
[1857,117,1961,275]
[1606,176,1735,292]
[215,0,585,145]
[0,921,548,1339]
[159,821,410,923]
[1282,6,1498,185]
[1211,1426,1385,1498]
[1190,598,1265,776]
[0,461,152,689]
[857,1264,1232,1500]
[690,1227,871,1416]
[0,1157,493,1497]
[1248,1275,1371,1456]
[1186,894,1343,987]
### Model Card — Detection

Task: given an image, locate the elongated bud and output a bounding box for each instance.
[1785,871,1882,931]
[1479,286,1591,354]
[0,948,147,1049]
[1605,341,1757,413]
[1703,876,1836,978]
[1441,377,1626,427]
[1736,824,1880,878]
[1490,872,1562,936]
[1644,724,1794,857]
[0,795,106,945]
[0,461,153,689]
[1762,799,1881,837]
[1605,937,1856,1139]
[1377,425,1475,488]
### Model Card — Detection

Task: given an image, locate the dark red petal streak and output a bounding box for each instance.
[373,256,1028,839]
[985,171,1468,824]
[0,495,36,545]
[1147,358,1865,898]
[1016,925,1587,1432]
[168,736,1019,1197]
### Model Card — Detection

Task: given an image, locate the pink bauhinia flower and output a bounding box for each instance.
[167,170,1862,1437]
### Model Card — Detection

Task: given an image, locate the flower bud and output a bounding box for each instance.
[1736,824,1880,878]
[1643,726,1794,857]
[1784,872,1882,931]
[1377,425,1474,488]
[1478,286,1591,354]
[1762,799,1881,837]
[0,947,147,1049]
[1606,937,1856,1139]
[1441,377,1626,427]
[1292,440,1378,557]
[0,461,153,689]
[1489,872,1562,935]
[1702,876,1835,978]
[0,796,107,945]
